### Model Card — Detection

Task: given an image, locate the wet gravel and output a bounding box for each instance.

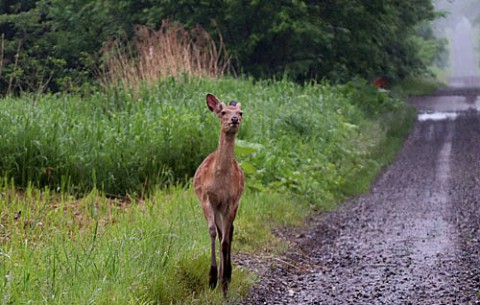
[239,94,480,304]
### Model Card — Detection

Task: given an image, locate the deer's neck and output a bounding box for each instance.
[214,132,236,174]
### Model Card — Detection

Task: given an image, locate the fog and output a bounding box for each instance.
[434,0,479,28]
[434,0,480,85]
[451,17,478,79]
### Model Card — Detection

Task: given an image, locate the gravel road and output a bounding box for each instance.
[240,92,480,305]
[240,17,480,305]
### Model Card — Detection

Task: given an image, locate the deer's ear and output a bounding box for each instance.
[206,94,222,113]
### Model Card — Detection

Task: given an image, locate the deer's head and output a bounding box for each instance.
[206,94,243,135]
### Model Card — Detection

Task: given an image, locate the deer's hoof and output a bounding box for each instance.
[209,266,218,289]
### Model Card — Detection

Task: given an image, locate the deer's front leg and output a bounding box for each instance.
[208,222,218,289]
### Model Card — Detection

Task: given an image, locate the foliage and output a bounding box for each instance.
[0,77,414,204]
[0,0,139,95]
[0,75,415,304]
[0,181,306,304]
[0,0,442,94]
[391,74,446,97]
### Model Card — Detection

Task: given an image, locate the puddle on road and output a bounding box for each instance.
[417,112,459,121]
[414,94,480,121]
[411,95,480,114]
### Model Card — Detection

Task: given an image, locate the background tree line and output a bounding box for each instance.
[0,0,445,95]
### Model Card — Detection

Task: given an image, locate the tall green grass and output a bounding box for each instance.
[0,77,413,203]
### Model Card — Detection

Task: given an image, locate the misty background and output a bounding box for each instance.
[435,0,480,83]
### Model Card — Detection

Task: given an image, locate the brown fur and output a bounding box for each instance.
[193,94,245,296]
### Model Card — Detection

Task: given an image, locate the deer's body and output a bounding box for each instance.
[193,94,244,296]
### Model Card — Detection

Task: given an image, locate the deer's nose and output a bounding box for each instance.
[231,116,239,124]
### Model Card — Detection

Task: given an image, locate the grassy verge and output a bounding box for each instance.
[0,183,308,304]
[0,76,415,304]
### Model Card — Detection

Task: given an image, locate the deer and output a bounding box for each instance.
[193,93,245,296]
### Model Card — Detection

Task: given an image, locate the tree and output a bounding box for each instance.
[0,0,440,94]
[0,0,59,93]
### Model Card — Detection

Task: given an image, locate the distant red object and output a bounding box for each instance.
[374,77,387,89]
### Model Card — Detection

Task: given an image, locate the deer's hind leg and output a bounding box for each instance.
[218,220,233,296]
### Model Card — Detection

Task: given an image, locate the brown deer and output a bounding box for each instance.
[193,93,245,296]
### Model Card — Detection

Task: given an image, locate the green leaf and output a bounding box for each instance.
[235,140,264,156]
[240,161,257,176]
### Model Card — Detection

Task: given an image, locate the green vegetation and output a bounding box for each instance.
[0,182,308,304]
[0,1,438,303]
[0,77,412,201]
[391,75,446,97]
[0,76,415,304]
[0,0,442,95]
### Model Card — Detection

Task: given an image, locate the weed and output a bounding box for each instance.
[99,20,230,93]
[0,181,303,304]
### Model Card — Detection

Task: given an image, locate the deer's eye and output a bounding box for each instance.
[239,112,243,116]
[221,111,226,116]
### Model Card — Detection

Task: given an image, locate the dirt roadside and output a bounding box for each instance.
[239,94,480,304]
